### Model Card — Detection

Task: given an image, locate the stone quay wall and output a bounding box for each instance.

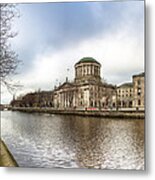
[11,107,145,119]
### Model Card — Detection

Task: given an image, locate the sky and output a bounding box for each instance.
[1,0,144,104]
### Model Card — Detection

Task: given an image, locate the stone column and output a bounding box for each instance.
[89,65,91,75]
[61,93,63,108]
[92,65,94,75]
[85,65,87,75]
[84,65,86,76]
[90,65,92,75]
[87,66,89,75]
[60,93,61,108]
[82,65,84,76]
[64,92,66,108]
[95,66,96,76]
[62,93,64,108]
[83,65,85,76]
[80,66,82,77]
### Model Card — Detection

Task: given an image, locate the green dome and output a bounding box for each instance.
[76,57,100,65]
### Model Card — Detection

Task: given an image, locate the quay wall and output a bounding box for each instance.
[11,107,145,119]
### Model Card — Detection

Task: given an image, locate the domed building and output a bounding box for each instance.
[12,57,116,110]
[11,57,145,110]
[52,57,116,110]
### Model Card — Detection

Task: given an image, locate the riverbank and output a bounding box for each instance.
[0,140,18,167]
[12,107,145,119]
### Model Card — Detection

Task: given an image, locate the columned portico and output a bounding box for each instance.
[74,57,101,84]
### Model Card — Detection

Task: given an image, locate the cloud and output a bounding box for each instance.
[13,25,144,93]
[11,1,144,73]
[1,1,144,104]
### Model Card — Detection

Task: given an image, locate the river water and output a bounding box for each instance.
[1,111,144,170]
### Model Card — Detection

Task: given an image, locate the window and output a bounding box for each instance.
[95,101,97,107]
[129,101,132,107]
[138,80,141,85]
[137,88,141,96]
[123,101,125,107]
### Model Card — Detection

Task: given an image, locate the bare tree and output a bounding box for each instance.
[0,3,21,93]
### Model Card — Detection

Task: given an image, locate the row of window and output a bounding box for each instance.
[117,89,133,93]
[118,94,133,98]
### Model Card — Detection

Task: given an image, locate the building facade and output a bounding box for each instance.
[53,57,115,110]
[117,83,133,108]
[10,58,145,111]
[132,72,145,109]
[116,72,145,109]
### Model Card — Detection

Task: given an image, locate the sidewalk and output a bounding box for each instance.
[0,140,18,167]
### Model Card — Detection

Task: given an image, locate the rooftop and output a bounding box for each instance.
[75,57,100,65]
[133,72,145,78]
[117,82,133,88]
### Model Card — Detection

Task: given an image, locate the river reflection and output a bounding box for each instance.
[1,111,144,169]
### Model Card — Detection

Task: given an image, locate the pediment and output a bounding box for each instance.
[58,82,74,89]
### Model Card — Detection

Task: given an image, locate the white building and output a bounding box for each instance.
[53,57,115,110]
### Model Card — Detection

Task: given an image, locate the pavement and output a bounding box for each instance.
[0,140,18,167]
